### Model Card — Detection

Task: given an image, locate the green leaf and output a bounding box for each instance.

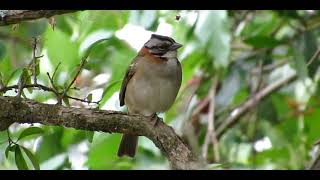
[21,68,32,93]
[21,146,40,170]
[9,144,18,152]
[26,76,32,94]
[194,10,231,68]
[81,38,109,60]
[17,127,44,141]
[55,15,74,36]
[186,15,198,41]
[44,28,80,72]
[86,93,92,102]
[27,59,39,77]
[62,97,70,107]
[276,10,300,19]
[129,10,157,29]
[21,91,27,98]
[207,163,224,169]
[35,59,40,76]
[303,30,319,78]
[0,56,13,83]
[0,41,6,60]
[35,127,64,163]
[15,146,29,170]
[99,80,122,107]
[86,133,129,169]
[12,20,47,38]
[86,131,94,143]
[292,36,309,80]
[258,98,279,124]
[291,30,319,79]
[5,144,11,158]
[21,68,29,82]
[60,129,88,149]
[5,68,21,86]
[241,11,282,37]
[244,36,282,48]
[78,11,129,41]
[0,72,4,89]
[39,153,68,170]
[64,38,109,89]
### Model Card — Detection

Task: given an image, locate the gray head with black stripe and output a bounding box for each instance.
[144,34,183,58]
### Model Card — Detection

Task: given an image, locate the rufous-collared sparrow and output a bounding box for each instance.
[117,34,183,158]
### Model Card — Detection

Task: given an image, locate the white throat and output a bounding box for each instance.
[160,50,177,59]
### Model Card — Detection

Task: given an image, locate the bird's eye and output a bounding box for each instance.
[158,45,167,50]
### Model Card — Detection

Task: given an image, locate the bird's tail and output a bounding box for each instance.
[117,134,138,158]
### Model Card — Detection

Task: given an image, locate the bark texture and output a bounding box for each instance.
[0,96,203,169]
[0,10,78,26]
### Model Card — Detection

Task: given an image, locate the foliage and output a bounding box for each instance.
[1,10,320,170]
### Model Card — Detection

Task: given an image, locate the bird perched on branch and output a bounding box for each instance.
[117,34,183,158]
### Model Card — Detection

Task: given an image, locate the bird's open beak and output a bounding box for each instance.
[170,42,183,50]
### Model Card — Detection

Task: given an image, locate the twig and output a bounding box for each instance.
[251,59,288,75]
[248,61,264,169]
[307,48,320,66]
[216,73,296,138]
[61,58,87,101]
[270,18,287,37]
[233,48,269,62]
[46,62,62,102]
[0,84,58,97]
[7,129,13,144]
[46,72,58,92]
[15,38,43,97]
[0,83,99,105]
[191,96,210,119]
[202,76,219,162]
[232,10,253,37]
[30,37,39,85]
[67,60,86,92]
[253,59,264,93]
[216,48,320,139]
[66,95,100,105]
[16,71,26,98]
[52,62,62,81]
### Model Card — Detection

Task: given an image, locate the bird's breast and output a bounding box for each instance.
[124,58,182,115]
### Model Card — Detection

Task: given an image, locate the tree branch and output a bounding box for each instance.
[216,72,296,139]
[0,96,203,170]
[216,48,320,139]
[308,145,320,170]
[0,10,78,26]
[251,59,288,75]
[202,76,219,162]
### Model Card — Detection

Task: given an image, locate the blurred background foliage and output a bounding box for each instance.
[1,10,320,170]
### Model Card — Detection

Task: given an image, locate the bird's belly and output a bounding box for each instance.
[125,76,179,115]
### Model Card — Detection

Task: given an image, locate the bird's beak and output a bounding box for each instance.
[170,42,183,50]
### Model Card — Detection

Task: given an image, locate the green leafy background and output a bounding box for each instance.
[1,10,320,170]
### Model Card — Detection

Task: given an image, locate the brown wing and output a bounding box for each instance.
[119,56,141,106]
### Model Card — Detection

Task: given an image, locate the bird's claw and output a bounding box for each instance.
[150,113,161,127]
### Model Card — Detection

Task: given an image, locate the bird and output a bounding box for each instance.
[117,34,183,158]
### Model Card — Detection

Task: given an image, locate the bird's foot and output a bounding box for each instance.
[149,113,162,127]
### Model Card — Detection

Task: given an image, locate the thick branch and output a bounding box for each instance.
[0,10,78,26]
[0,96,202,170]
